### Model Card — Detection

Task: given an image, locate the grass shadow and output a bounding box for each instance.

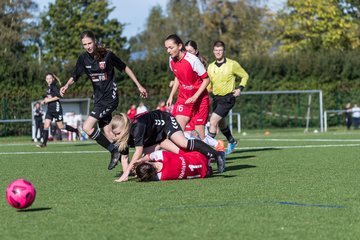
[237,148,281,154]
[208,174,237,178]
[73,143,97,147]
[17,207,52,212]
[225,164,256,172]
[226,155,256,161]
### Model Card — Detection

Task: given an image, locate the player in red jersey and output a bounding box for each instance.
[135,150,211,181]
[165,34,210,140]
[109,110,225,182]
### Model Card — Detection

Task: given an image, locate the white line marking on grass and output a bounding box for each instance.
[242,138,360,142]
[0,150,107,155]
[0,141,96,147]
[1,143,360,155]
[238,143,360,150]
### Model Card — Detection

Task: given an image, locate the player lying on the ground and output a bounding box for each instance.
[109,110,225,182]
[134,150,212,181]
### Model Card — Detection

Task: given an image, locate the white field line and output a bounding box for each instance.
[0,150,107,155]
[0,141,95,147]
[242,138,360,142]
[238,143,360,150]
[1,143,360,155]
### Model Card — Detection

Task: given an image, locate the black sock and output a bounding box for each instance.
[208,131,216,139]
[43,128,49,145]
[220,126,236,143]
[187,139,217,158]
[89,129,116,152]
[65,124,77,133]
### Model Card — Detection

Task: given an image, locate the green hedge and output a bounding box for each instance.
[2,50,360,135]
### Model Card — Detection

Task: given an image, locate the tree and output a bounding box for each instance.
[41,0,128,65]
[0,0,40,87]
[275,0,360,52]
[129,5,169,58]
[202,0,271,58]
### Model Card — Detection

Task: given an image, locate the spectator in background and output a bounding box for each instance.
[33,102,44,142]
[136,101,148,115]
[345,103,352,130]
[127,104,137,120]
[352,104,360,129]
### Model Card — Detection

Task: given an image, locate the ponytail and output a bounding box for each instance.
[52,74,62,86]
[111,113,131,152]
[46,73,61,86]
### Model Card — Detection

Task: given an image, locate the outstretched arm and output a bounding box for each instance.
[124,66,148,98]
[60,77,75,97]
[115,146,144,182]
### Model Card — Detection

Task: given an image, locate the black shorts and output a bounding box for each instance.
[163,112,182,139]
[212,94,236,118]
[141,112,182,147]
[45,110,63,122]
[90,99,119,128]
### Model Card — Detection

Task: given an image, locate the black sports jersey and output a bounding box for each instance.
[72,50,126,104]
[46,82,62,113]
[128,110,181,148]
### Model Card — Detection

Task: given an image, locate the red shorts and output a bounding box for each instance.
[173,95,209,127]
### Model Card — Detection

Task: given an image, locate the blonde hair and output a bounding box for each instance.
[111,113,131,151]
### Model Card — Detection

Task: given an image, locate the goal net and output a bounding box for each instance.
[229,90,324,132]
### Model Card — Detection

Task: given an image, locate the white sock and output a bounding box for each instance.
[203,135,218,148]
[184,131,192,139]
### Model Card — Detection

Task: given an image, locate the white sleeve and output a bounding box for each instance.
[168,57,173,72]
[149,150,165,161]
[186,54,207,77]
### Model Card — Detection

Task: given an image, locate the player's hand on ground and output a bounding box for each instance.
[232,88,241,97]
[138,86,148,98]
[114,175,128,183]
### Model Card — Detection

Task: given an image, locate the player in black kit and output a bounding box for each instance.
[109,110,226,182]
[37,73,79,148]
[60,30,148,169]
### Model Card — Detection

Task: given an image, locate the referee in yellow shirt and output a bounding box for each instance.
[207,40,249,156]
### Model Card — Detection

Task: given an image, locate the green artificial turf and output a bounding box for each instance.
[1,130,360,240]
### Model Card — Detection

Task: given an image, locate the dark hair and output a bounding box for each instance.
[185,40,198,51]
[80,30,107,61]
[185,40,208,66]
[165,34,186,51]
[135,162,157,182]
[45,72,61,85]
[213,40,226,50]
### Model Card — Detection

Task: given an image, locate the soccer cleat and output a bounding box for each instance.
[216,151,226,173]
[226,141,238,155]
[206,165,213,177]
[215,140,225,152]
[36,143,47,148]
[75,129,81,141]
[108,149,120,170]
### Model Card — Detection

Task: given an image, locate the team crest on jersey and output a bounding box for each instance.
[99,61,106,70]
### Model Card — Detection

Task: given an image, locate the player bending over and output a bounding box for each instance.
[109,110,226,182]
